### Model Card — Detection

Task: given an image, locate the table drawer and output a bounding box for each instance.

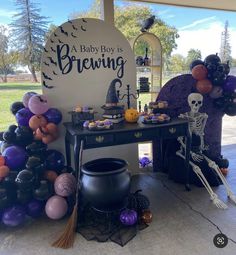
[116,129,158,143]
[86,134,114,146]
[160,125,187,138]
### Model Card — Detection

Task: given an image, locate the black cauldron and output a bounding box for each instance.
[81,158,130,211]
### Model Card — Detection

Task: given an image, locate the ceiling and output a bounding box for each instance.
[128,0,236,11]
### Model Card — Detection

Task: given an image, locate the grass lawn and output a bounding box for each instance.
[0,83,41,131]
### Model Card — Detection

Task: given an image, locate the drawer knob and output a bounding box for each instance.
[134,132,142,138]
[95,136,104,143]
[169,127,176,134]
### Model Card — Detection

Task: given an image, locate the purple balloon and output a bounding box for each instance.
[28,95,49,115]
[2,205,26,227]
[22,92,38,108]
[223,75,236,92]
[26,199,44,218]
[3,146,28,170]
[44,108,62,125]
[15,108,34,126]
[46,150,65,172]
[45,195,68,220]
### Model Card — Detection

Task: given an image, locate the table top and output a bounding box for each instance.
[64,118,189,136]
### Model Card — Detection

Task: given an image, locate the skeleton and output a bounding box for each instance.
[177,93,236,209]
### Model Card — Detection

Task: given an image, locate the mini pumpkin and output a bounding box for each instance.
[125,108,139,123]
[120,209,138,226]
[141,209,153,224]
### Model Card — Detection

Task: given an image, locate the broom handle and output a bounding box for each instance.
[75,139,84,204]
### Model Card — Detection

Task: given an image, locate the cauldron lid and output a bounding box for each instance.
[82,158,128,176]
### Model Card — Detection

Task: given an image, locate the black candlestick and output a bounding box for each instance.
[117,85,139,109]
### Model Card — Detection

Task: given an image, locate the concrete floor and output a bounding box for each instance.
[0,116,236,255]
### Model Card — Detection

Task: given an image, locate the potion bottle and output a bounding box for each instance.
[144,48,150,66]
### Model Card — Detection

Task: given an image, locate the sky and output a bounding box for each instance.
[0,0,236,59]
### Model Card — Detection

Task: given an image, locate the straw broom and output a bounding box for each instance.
[52,140,84,249]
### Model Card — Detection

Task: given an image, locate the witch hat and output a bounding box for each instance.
[105,78,122,107]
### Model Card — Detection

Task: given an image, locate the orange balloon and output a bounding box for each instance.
[196,79,213,94]
[0,165,10,178]
[29,115,47,131]
[44,170,58,182]
[192,64,208,80]
[0,155,5,166]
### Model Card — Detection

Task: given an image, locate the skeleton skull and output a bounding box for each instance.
[188,93,203,113]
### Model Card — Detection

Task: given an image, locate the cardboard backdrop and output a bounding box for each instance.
[41,18,138,170]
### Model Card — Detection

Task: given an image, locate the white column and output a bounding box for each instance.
[100,0,114,25]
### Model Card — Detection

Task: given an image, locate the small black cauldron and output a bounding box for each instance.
[81,158,130,211]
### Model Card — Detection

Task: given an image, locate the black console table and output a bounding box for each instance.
[64,118,191,190]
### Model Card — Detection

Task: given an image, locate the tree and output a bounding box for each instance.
[10,0,49,82]
[220,20,231,63]
[70,1,179,62]
[0,26,19,82]
[185,48,201,70]
[45,23,57,42]
[168,54,185,73]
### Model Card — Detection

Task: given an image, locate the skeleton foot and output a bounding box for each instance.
[227,192,236,204]
[211,194,228,209]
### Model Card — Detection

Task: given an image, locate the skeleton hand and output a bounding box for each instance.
[191,152,203,162]
[201,144,209,151]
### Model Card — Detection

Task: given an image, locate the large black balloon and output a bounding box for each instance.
[8,124,18,133]
[0,188,11,209]
[15,169,35,192]
[3,131,16,143]
[10,102,25,115]
[45,150,65,173]
[26,141,47,157]
[17,190,33,205]
[33,180,52,201]
[15,126,34,146]
[0,132,4,141]
[204,54,221,65]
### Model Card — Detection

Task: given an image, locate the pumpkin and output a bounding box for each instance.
[128,189,150,212]
[120,209,137,226]
[141,209,153,224]
[125,108,139,123]
[29,115,47,131]
[0,165,10,178]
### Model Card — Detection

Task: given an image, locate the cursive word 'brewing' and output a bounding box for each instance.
[57,44,127,78]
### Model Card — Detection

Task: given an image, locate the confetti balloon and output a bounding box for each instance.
[15,108,34,126]
[2,205,26,227]
[44,108,62,125]
[22,92,38,108]
[54,173,76,197]
[28,95,49,115]
[45,195,68,220]
[3,146,28,170]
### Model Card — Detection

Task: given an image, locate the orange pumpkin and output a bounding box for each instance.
[29,115,47,131]
[0,165,10,178]
[125,108,139,123]
[0,155,5,166]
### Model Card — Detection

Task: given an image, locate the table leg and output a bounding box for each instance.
[185,131,191,191]
[152,138,161,172]
[65,131,72,169]
[74,136,80,178]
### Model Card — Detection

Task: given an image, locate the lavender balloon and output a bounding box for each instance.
[28,95,49,115]
[22,92,38,108]
[54,173,76,197]
[15,108,34,126]
[223,75,236,93]
[45,195,68,220]
[44,108,62,125]
[3,146,28,170]
[2,205,26,227]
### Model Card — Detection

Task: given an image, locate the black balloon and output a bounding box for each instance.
[15,126,34,146]
[26,141,47,157]
[224,103,236,116]
[215,156,229,168]
[8,124,18,133]
[222,62,230,75]
[15,169,35,192]
[33,180,52,201]
[10,102,25,115]
[0,132,4,141]
[190,59,204,70]
[204,54,221,65]
[0,141,12,154]
[0,188,11,209]
[3,131,16,143]
[17,189,33,204]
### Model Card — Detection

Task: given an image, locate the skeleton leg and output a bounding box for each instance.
[204,155,236,204]
[176,150,228,209]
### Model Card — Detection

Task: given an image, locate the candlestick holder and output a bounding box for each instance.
[117,85,139,109]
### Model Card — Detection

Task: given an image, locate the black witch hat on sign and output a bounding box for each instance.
[104,78,122,108]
